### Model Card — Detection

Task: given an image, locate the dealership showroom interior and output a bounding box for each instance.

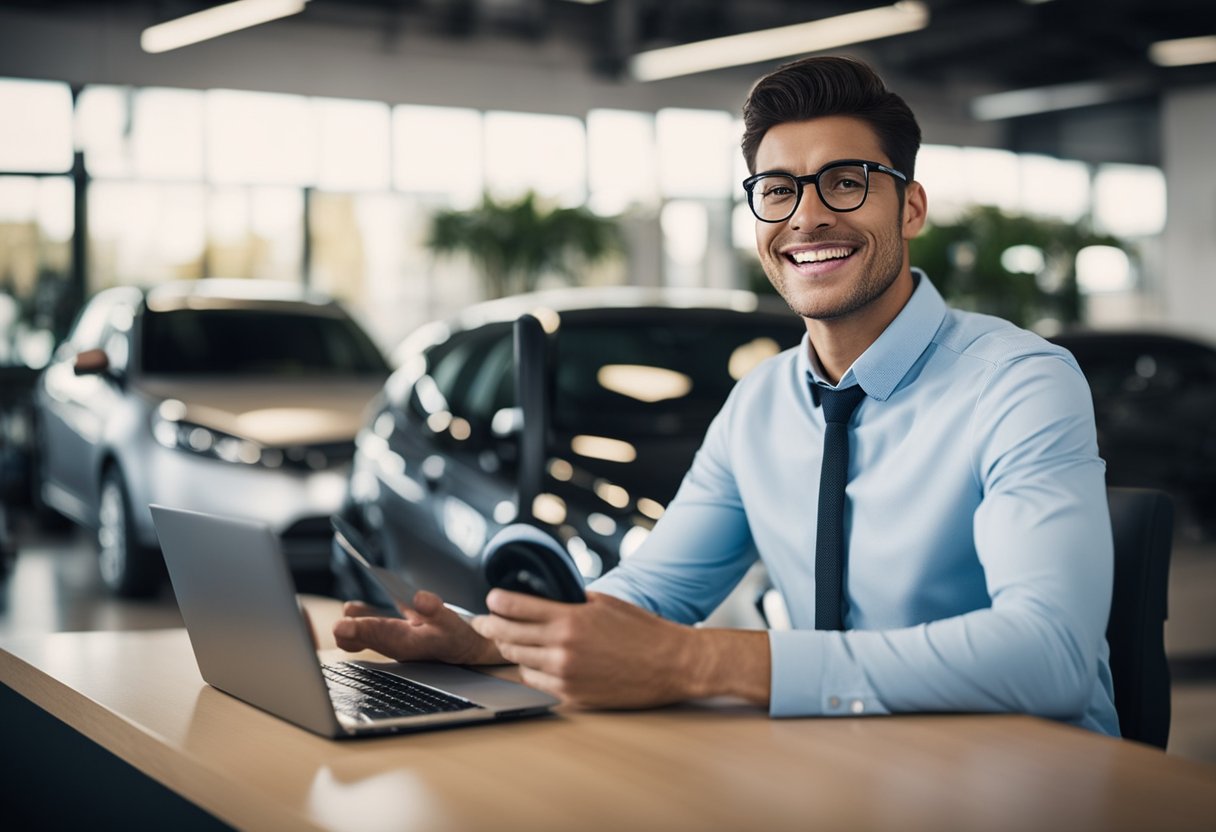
[1,0,1215,828]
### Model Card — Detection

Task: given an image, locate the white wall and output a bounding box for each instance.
[1161,85,1216,342]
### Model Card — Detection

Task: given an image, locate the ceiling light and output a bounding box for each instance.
[629,2,929,82]
[969,78,1152,121]
[141,0,310,54]
[1149,35,1216,68]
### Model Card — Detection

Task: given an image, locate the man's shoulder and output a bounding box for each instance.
[934,307,1078,374]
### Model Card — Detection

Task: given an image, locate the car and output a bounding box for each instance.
[1048,329,1216,538]
[335,286,807,614]
[0,363,39,579]
[33,279,391,597]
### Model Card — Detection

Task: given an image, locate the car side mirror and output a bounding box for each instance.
[73,348,110,376]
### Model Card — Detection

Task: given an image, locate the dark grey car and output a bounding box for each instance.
[336,287,806,614]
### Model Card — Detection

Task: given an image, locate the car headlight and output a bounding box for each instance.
[151,411,269,467]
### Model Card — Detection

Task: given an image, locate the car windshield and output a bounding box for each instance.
[552,314,801,436]
[140,308,388,376]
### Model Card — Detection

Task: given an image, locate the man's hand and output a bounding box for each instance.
[472,589,769,709]
[332,590,504,666]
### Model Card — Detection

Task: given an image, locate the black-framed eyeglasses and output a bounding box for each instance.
[742,159,908,223]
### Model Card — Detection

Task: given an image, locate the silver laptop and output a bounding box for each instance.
[150,504,558,738]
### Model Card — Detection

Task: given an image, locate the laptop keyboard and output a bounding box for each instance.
[322,661,482,720]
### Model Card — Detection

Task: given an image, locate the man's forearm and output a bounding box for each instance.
[683,627,771,706]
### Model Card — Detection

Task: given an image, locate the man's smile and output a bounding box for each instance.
[779,242,861,275]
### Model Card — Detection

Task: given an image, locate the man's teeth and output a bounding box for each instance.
[790,247,853,264]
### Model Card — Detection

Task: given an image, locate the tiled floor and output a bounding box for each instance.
[2,518,1214,764]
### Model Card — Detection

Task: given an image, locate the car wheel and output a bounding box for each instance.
[97,468,161,598]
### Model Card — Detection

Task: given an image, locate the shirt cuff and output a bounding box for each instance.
[767,629,887,718]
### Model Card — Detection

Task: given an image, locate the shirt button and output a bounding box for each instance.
[828,696,841,709]
[850,700,865,714]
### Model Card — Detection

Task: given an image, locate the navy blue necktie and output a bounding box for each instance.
[814,383,867,631]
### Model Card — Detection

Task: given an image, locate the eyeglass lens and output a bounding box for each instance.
[750,164,869,221]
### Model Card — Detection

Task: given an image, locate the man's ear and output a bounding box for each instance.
[902,181,928,240]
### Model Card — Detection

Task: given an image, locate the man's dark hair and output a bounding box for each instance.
[741,56,921,182]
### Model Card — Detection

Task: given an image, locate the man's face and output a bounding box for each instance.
[752,115,925,321]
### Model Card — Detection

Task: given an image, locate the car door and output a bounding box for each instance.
[377,324,518,611]
[37,289,138,521]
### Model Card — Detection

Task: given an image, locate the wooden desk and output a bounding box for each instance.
[3,622,1214,832]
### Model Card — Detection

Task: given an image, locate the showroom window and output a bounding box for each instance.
[206,186,304,281]
[653,109,736,290]
[1018,154,1090,222]
[1093,163,1167,238]
[587,109,658,216]
[484,110,586,206]
[75,84,135,178]
[75,85,205,181]
[393,105,483,206]
[0,78,73,174]
[655,108,734,200]
[206,89,316,186]
[2,73,1177,358]
[88,181,206,289]
[131,88,206,181]
[0,174,73,366]
[0,77,75,364]
[315,97,391,192]
[919,145,1091,224]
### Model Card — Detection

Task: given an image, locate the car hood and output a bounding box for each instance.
[135,376,385,445]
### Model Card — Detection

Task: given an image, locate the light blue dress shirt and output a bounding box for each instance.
[590,271,1119,735]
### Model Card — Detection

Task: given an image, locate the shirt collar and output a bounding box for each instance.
[799,269,948,403]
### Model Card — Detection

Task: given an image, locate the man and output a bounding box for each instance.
[335,56,1119,734]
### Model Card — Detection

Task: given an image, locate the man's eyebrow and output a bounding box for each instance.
[752,168,798,176]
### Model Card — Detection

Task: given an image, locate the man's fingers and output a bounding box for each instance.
[412,590,445,615]
[495,642,560,674]
[517,665,563,700]
[342,600,399,618]
[333,615,401,653]
[332,615,369,650]
[485,588,567,622]
[471,614,551,647]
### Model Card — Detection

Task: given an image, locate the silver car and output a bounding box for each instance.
[34,279,390,596]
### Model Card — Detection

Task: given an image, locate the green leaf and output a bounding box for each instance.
[426,191,623,298]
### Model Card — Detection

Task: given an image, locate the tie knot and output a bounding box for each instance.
[818,384,867,424]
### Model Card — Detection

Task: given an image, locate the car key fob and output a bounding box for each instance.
[482,524,587,604]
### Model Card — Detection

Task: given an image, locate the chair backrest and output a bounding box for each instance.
[1105,487,1174,748]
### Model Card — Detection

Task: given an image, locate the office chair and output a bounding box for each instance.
[752,486,1175,747]
[1104,486,1174,749]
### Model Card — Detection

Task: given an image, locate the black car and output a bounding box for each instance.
[1049,329,1216,537]
[336,287,806,613]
